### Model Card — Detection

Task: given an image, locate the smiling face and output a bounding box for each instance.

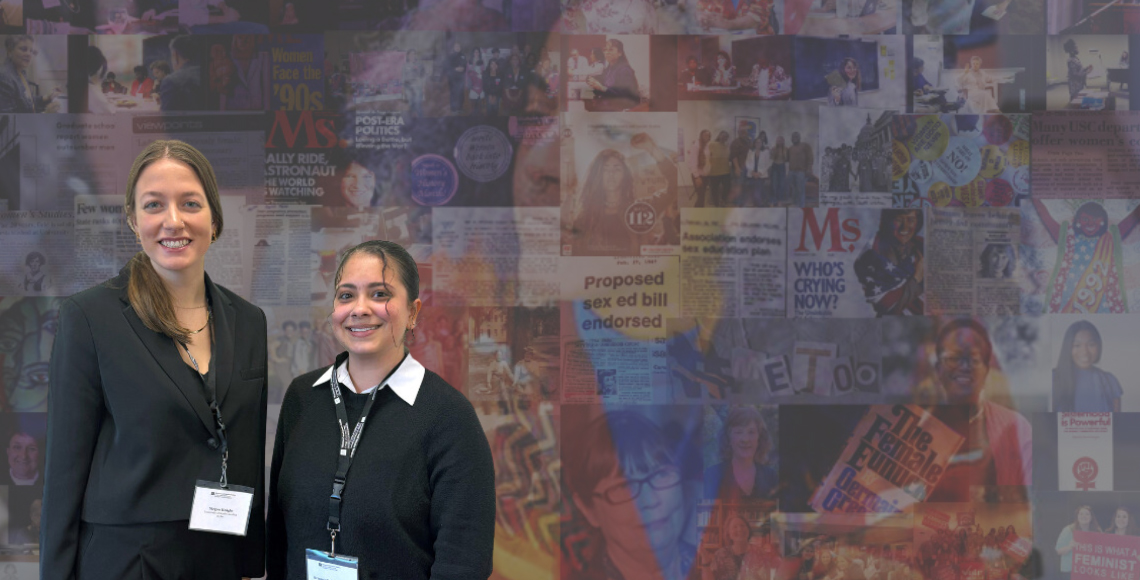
[727,516,750,543]
[891,211,918,246]
[970,56,982,71]
[729,421,759,462]
[331,252,421,369]
[131,159,215,281]
[7,39,34,71]
[1071,329,1100,370]
[936,327,990,404]
[1116,509,1131,532]
[1078,507,1093,529]
[7,432,37,480]
[844,60,857,80]
[341,162,376,209]
[1076,209,1106,238]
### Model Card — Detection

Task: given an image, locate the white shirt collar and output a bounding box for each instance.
[312,354,425,406]
[10,469,38,486]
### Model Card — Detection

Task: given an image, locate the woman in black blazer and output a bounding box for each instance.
[41,140,268,579]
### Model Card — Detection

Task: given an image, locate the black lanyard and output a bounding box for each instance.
[179,317,231,487]
[325,353,405,554]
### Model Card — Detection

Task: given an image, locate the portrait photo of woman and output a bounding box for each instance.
[703,406,777,503]
[563,407,699,580]
[337,157,378,210]
[979,243,1016,279]
[1052,320,1123,412]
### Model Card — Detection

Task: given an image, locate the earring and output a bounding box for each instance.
[408,328,416,343]
[211,230,217,242]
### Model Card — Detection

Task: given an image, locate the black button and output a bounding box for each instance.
[207,438,219,450]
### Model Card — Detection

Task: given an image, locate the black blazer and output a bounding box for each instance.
[41,268,268,579]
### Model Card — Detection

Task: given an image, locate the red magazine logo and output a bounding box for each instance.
[1072,456,1099,491]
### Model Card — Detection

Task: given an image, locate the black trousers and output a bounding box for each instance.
[76,521,243,580]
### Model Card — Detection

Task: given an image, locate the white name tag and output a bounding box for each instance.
[188,480,254,536]
[306,549,359,580]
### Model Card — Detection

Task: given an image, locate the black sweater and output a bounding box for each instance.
[266,359,495,579]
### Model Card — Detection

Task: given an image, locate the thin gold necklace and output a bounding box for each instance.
[187,309,212,335]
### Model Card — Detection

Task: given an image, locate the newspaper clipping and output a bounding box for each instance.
[432,207,560,307]
[1031,112,1140,199]
[926,207,1021,316]
[817,108,894,207]
[681,208,786,319]
[560,256,679,404]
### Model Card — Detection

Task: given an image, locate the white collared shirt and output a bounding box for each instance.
[312,354,426,406]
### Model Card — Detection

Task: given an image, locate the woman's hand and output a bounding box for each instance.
[586,77,605,91]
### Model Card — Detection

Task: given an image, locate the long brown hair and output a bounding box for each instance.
[123,140,223,343]
[1069,505,1102,533]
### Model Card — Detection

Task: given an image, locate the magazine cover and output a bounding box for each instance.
[788,207,925,317]
[561,111,680,256]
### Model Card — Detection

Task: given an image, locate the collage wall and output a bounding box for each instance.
[1,0,1140,577]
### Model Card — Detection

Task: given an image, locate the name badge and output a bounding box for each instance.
[306,549,359,580]
[188,480,254,536]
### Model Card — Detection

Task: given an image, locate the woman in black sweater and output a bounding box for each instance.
[266,240,495,579]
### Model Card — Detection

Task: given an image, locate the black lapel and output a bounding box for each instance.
[206,273,236,406]
[116,268,217,438]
